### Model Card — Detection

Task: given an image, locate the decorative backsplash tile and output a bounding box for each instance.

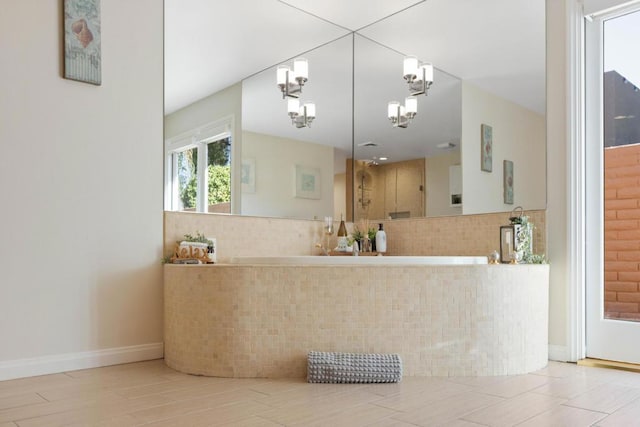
[164,211,546,263]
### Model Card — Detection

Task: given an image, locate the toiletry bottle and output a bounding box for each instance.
[337,214,348,251]
[337,214,347,238]
[376,223,387,253]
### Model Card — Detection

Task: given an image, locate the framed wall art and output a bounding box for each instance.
[241,158,256,193]
[480,123,493,172]
[64,0,101,85]
[294,165,321,199]
[503,160,514,204]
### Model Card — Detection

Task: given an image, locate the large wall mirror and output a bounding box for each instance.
[164,0,546,222]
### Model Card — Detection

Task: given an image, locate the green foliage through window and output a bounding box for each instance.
[178,138,231,210]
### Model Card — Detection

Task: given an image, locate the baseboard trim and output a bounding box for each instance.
[0,342,164,381]
[549,345,570,362]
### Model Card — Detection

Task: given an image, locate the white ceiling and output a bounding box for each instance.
[164,0,545,168]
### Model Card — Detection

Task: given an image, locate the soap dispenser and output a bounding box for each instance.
[375,223,387,254]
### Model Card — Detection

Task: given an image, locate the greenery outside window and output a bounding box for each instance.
[165,118,232,213]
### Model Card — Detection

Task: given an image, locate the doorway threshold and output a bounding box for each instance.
[578,358,640,373]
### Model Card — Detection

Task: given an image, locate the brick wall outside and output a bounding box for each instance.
[604,143,640,320]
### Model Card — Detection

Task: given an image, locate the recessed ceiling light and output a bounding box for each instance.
[379,157,388,161]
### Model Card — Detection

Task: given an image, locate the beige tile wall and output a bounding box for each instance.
[165,264,549,377]
[164,210,546,263]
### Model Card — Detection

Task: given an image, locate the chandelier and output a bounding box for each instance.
[387,96,417,128]
[403,55,433,96]
[387,56,433,128]
[277,57,315,128]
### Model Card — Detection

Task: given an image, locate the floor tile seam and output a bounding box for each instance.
[249,395,353,409]
[127,394,278,423]
[561,401,620,414]
[366,388,484,413]
[276,388,388,407]
[557,403,610,415]
[0,395,49,413]
[151,385,262,403]
[259,400,393,424]
[390,396,511,427]
[453,415,493,427]
[127,405,221,425]
[527,379,610,400]
[306,400,404,422]
[582,392,640,418]
[458,393,569,425]
[114,379,226,400]
[0,397,111,426]
[246,386,282,398]
[224,414,286,427]
[143,402,277,426]
[11,397,168,427]
[386,414,424,427]
[256,395,392,410]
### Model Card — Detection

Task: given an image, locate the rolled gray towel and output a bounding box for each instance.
[307,351,402,383]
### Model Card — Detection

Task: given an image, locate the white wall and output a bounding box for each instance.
[426,151,462,217]
[242,131,334,219]
[0,1,164,379]
[461,82,546,215]
[164,83,243,214]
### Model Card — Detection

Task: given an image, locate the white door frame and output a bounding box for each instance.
[571,0,640,363]
[567,0,587,363]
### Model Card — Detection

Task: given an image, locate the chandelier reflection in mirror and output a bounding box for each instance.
[276,57,308,98]
[277,57,316,128]
[387,56,433,128]
[403,55,434,96]
[387,96,417,128]
[287,98,316,128]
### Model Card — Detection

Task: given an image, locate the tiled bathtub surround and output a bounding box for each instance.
[164,210,546,262]
[164,264,549,377]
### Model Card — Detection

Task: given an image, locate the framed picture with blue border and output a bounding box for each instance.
[64,0,101,85]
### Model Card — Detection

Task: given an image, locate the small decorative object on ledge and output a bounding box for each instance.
[170,232,216,264]
[500,206,534,263]
[307,351,402,384]
[64,0,101,85]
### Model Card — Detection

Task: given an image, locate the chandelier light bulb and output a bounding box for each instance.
[288,98,300,116]
[421,63,434,83]
[293,57,308,81]
[388,101,400,119]
[277,65,290,86]
[303,101,316,118]
[403,56,419,81]
[405,96,417,116]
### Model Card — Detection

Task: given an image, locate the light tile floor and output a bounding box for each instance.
[1,360,640,426]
